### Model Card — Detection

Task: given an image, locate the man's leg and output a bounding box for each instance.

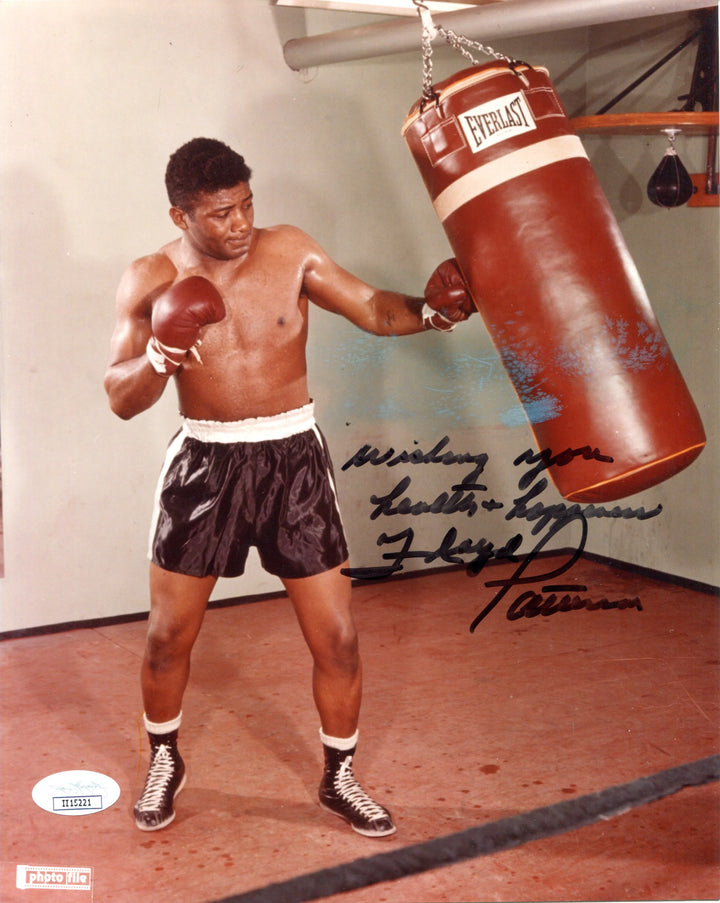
[283,563,395,837]
[142,563,217,720]
[134,563,217,831]
[282,563,360,737]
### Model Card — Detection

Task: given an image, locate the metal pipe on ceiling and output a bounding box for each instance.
[283,0,715,69]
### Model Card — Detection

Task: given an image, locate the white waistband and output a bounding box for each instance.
[182,402,316,443]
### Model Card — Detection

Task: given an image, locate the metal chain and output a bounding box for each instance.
[413,0,512,103]
[442,28,512,67]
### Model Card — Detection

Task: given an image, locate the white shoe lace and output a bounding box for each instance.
[334,756,388,821]
[136,744,176,812]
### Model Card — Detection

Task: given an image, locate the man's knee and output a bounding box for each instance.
[145,566,212,672]
[143,615,195,673]
[321,618,360,674]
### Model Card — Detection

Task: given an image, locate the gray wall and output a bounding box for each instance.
[579,15,719,578]
[0,2,716,633]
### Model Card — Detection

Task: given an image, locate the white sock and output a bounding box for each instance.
[144,711,182,735]
[319,728,359,751]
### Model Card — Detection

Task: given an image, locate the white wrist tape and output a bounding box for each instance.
[422,302,457,332]
[146,336,180,375]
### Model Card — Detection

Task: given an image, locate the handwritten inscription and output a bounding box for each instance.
[342,436,661,631]
[507,586,643,619]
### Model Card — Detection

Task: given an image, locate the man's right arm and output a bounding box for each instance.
[103,256,176,420]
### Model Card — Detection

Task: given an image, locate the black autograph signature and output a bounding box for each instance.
[342,438,661,630]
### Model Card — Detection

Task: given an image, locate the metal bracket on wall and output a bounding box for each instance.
[572,8,718,208]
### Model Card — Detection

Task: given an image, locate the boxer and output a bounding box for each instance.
[104,137,473,837]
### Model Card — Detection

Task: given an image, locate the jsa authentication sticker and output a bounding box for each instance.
[31,771,120,816]
[16,865,93,892]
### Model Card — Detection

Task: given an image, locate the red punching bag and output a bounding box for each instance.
[402,61,706,503]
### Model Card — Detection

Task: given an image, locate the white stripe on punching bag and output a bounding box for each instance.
[433,134,588,222]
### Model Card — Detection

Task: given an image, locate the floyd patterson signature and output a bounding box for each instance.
[341,437,661,632]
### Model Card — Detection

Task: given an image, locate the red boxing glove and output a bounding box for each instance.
[147,276,225,375]
[422,258,474,332]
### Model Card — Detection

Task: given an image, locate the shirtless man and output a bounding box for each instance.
[104,137,473,837]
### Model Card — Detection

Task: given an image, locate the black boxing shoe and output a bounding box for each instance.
[133,730,186,831]
[319,745,396,837]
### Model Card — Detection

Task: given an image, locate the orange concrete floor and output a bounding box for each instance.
[1,555,718,902]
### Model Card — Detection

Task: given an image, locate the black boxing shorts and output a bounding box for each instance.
[148,402,349,579]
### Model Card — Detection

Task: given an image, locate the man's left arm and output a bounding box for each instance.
[421,258,476,333]
[302,237,474,336]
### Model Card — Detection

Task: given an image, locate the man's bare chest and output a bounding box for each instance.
[198,271,309,362]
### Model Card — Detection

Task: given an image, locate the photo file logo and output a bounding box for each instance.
[16,865,93,892]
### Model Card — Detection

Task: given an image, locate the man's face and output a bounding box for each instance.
[171,182,255,261]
